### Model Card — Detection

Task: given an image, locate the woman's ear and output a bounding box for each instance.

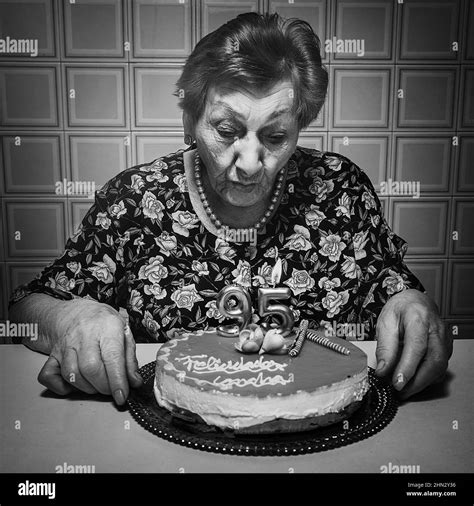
[183,113,195,145]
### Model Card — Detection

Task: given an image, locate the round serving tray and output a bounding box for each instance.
[127,362,398,456]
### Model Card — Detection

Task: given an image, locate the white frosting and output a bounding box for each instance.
[154,368,369,429]
[176,354,288,375]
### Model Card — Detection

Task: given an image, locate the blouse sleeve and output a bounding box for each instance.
[347,162,425,340]
[8,178,131,311]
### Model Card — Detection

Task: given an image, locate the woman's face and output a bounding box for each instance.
[190,81,300,208]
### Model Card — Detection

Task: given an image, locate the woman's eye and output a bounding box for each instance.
[216,127,237,138]
[267,134,286,144]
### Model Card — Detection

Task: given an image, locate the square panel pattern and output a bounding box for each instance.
[132,0,192,57]
[63,0,124,58]
[0,66,60,127]
[0,0,56,58]
[333,0,393,60]
[398,0,459,60]
[391,199,449,256]
[1,0,473,330]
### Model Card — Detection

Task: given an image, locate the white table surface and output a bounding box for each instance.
[1,341,472,473]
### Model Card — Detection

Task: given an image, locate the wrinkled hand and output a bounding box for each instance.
[38,299,143,405]
[375,289,453,399]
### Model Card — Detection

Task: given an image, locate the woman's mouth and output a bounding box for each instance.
[230,181,258,193]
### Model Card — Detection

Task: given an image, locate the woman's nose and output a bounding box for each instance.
[234,135,263,179]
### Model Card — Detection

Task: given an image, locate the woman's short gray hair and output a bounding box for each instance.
[175,12,328,130]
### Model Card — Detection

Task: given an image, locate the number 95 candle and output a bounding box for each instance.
[216,285,294,338]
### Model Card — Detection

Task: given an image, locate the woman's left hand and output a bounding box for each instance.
[374,289,453,399]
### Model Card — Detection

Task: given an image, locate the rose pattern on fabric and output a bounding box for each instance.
[304,205,326,229]
[171,211,200,237]
[232,260,252,288]
[9,147,424,342]
[322,290,350,318]
[141,191,164,222]
[252,262,273,287]
[155,232,178,257]
[191,260,209,276]
[138,256,168,284]
[95,212,111,230]
[318,276,341,291]
[88,254,116,284]
[284,225,312,251]
[171,283,203,311]
[284,269,315,296]
[309,177,334,203]
[382,269,406,295]
[46,271,76,292]
[109,201,127,219]
[319,234,346,262]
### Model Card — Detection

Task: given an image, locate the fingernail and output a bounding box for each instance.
[394,373,405,391]
[134,372,143,384]
[375,359,385,373]
[113,388,125,405]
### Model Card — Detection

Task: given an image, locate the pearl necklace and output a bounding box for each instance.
[194,152,285,232]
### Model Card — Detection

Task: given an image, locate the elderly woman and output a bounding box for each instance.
[9,13,451,407]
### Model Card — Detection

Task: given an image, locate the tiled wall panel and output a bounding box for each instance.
[65,66,127,127]
[457,136,474,192]
[4,200,67,259]
[0,0,57,58]
[465,0,474,60]
[133,66,182,127]
[2,134,64,194]
[391,199,449,256]
[396,68,456,128]
[459,67,474,129]
[63,0,125,58]
[398,0,459,61]
[392,136,452,193]
[1,0,473,330]
[331,68,391,128]
[68,134,131,190]
[333,0,394,60]
[0,66,60,127]
[448,260,474,316]
[452,200,474,255]
[132,0,192,58]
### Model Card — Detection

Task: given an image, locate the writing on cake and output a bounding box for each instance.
[175,354,295,389]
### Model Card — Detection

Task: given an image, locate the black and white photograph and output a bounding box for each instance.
[0,1,473,505]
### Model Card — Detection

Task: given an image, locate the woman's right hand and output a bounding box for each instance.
[37,298,143,405]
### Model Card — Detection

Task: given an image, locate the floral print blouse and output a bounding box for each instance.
[9,146,424,342]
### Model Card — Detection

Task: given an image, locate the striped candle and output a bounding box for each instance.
[289,319,309,357]
[306,329,351,355]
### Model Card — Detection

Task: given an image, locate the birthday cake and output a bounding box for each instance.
[153,328,369,434]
